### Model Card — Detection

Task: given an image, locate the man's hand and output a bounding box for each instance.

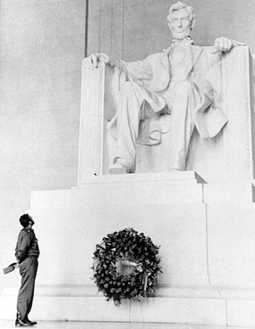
[214,37,245,53]
[84,53,110,68]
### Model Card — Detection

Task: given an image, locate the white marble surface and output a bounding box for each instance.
[203,183,253,203]
[0,321,250,329]
[78,47,254,183]
[0,176,251,326]
[28,184,208,287]
[227,299,255,327]
[0,1,84,190]
[207,204,255,287]
[0,292,225,324]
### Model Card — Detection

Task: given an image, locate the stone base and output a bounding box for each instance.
[2,285,255,327]
[72,171,205,204]
[2,172,255,326]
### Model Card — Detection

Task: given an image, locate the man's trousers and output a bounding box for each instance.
[17,257,38,321]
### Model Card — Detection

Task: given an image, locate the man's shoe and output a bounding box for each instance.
[25,319,37,326]
[15,318,31,327]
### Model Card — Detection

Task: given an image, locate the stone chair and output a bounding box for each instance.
[78,46,255,183]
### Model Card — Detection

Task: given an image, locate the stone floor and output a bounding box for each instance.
[0,322,249,329]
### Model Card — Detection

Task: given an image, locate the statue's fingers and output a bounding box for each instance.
[99,53,106,61]
[225,39,232,51]
[214,39,220,48]
[91,54,98,68]
[218,40,224,51]
[90,55,95,66]
[100,53,110,64]
[218,39,229,52]
[218,38,226,51]
[232,39,246,47]
[223,39,227,49]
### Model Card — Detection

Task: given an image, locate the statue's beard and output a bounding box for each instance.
[171,29,191,40]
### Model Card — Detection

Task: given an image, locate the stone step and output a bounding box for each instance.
[2,286,255,326]
[0,320,251,329]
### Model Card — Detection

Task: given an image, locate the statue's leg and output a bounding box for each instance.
[113,81,145,173]
[167,81,197,170]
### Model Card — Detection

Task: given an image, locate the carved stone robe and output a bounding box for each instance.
[109,43,228,170]
[121,44,227,139]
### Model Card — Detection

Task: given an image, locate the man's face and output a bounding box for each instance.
[168,8,192,39]
[28,220,34,229]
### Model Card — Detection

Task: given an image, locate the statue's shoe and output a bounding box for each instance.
[109,163,129,174]
[109,159,133,174]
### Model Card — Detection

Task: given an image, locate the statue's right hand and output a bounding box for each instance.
[85,53,110,68]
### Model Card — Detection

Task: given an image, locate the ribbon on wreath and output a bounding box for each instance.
[143,273,148,295]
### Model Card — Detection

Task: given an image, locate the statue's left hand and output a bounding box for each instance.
[214,37,245,53]
[84,53,111,68]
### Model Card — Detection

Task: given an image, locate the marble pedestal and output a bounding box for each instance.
[1,45,255,327]
[1,172,255,327]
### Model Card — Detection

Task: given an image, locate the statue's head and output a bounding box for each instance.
[167,2,195,40]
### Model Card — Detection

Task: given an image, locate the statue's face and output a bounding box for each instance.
[168,8,192,40]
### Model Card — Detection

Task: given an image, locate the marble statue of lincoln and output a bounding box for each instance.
[86,2,243,173]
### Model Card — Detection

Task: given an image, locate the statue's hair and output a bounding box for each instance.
[167,2,195,29]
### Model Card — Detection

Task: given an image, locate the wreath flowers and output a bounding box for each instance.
[92,228,161,305]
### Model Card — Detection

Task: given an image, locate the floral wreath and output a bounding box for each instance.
[92,228,161,305]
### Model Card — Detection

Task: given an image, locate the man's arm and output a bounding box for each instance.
[15,231,31,263]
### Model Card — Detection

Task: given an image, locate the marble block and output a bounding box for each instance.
[2,176,255,325]
[27,172,207,288]
[78,47,255,183]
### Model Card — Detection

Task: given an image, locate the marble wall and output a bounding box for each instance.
[87,0,255,60]
[0,0,85,190]
[0,0,85,291]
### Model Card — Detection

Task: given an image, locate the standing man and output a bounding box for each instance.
[15,214,40,327]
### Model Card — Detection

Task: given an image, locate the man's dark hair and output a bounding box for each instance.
[19,214,34,228]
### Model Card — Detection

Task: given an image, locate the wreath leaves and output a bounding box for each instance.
[93,228,161,305]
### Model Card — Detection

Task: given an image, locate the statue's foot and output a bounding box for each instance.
[109,159,133,174]
[109,165,128,174]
